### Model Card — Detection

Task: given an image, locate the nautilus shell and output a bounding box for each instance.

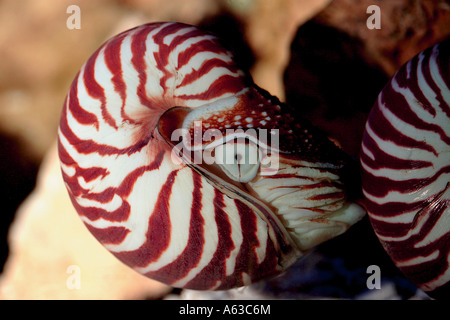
[360,39,449,298]
[58,22,365,290]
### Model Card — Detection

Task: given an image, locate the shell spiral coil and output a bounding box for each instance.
[360,39,450,298]
[58,22,365,290]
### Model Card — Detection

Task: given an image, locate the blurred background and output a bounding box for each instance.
[0,0,448,299]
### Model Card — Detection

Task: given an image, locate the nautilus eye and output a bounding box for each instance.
[210,138,262,183]
[360,39,449,298]
[58,22,365,290]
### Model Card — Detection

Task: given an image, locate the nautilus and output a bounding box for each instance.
[58,22,366,290]
[360,39,449,298]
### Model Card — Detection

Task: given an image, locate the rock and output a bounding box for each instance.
[283,20,389,158]
[0,143,171,299]
[240,0,333,100]
[316,0,450,76]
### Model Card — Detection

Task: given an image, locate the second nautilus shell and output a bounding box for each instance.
[360,39,449,298]
[58,22,365,290]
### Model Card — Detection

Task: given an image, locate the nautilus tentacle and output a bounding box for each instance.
[360,39,450,298]
[58,22,365,290]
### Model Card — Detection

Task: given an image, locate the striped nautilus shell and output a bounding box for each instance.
[360,39,449,298]
[58,22,365,290]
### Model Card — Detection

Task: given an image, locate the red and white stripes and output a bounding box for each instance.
[360,39,450,297]
[58,22,293,289]
[58,22,365,290]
